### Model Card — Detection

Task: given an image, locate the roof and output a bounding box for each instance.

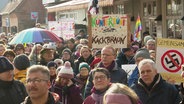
[0,0,23,15]
[46,0,114,12]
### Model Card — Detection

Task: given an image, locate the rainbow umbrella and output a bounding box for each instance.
[9,28,61,44]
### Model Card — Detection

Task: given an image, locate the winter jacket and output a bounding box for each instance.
[74,55,94,75]
[0,79,27,104]
[131,74,181,104]
[21,92,61,104]
[84,61,127,98]
[51,83,83,104]
[83,86,109,104]
[74,74,89,99]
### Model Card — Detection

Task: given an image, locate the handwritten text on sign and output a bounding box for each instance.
[91,15,128,48]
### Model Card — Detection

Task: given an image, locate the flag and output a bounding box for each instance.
[88,0,99,14]
[133,15,142,41]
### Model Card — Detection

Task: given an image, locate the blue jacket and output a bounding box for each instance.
[128,66,139,87]
[131,74,181,104]
[84,61,127,98]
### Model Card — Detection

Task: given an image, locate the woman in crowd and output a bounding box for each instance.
[51,61,83,104]
[83,67,111,104]
[103,83,141,104]
[29,44,42,65]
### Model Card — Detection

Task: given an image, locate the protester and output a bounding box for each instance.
[131,59,181,104]
[180,64,184,104]
[29,44,42,65]
[56,39,65,58]
[14,44,25,55]
[13,54,30,84]
[128,48,151,86]
[83,68,111,104]
[66,38,76,53]
[145,39,155,51]
[3,49,16,62]
[74,46,94,75]
[84,45,127,98]
[116,47,135,68]
[22,65,61,104]
[0,56,27,104]
[80,39,88,46]
[73,44,83,60]
[39,44,55,66]
[61,48,75,69]
[0,44,6,56]
[103,83,141,104]
[54,59,64,67]
[78,29,87,39]
[149,50,156,61]
[75,62,90,98]
[51,61,83,104]
[47,61,58,83]
[90,50,101,69]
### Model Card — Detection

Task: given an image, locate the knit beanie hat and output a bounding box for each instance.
[62,48,72,55]
[13,54,30,70]
[105,93,132,104]
[79,62,90,72]
[134,48,150,60]
[0,56,14,73]
[58,61,74,79]
[47,61,57,69]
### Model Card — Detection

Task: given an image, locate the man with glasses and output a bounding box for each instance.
[22,65,61,104]
[83,68,111,104]
[0,56,27,104]
[84,45,127,98]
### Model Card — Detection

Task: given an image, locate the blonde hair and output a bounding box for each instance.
[80,46,91,55]
[103,83,139,104]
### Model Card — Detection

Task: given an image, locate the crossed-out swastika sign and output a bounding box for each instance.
[161,50,183,73]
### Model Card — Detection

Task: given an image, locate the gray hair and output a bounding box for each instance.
[138,59,156,70]
[27,65,50,80]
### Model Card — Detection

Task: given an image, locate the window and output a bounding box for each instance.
[102,4,124,14]
[117,5,124,14]
[167,19,182,39]
[58,12,77,20]
[166,0,182,16]
[143,1,157,16]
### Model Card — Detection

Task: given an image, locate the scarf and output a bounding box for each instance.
[99,61,115,72]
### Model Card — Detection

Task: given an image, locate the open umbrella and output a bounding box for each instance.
[9,28,61,44]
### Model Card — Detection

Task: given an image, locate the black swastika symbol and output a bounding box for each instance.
[165,54,179,68]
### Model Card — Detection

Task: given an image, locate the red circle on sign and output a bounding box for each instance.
[161,50,183,72]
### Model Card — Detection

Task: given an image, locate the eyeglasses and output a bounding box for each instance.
[94,75,107,81]
[26,78,48,84]
[101,54,113,57]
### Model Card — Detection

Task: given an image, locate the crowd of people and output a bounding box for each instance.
[0,29,184,104]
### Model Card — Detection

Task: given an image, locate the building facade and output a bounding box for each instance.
[46,0,184,39]
[0,0,46,33]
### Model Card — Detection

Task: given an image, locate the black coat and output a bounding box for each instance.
[0,80,27,104]
[131,74,181,104]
